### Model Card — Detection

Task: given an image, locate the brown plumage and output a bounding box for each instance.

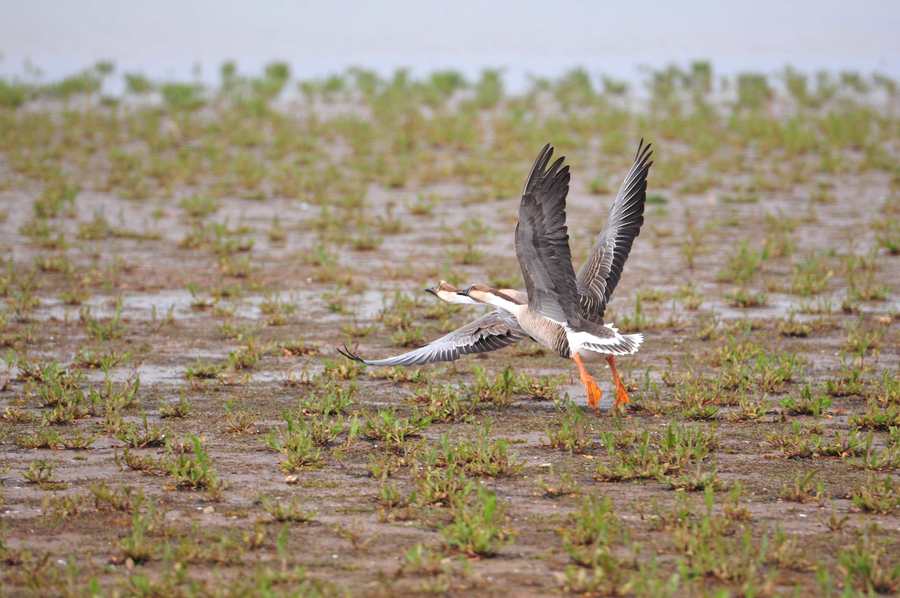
[339,141,653,413]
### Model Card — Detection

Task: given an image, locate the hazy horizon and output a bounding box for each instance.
[2,0,899,88]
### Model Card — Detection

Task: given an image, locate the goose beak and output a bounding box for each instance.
[424,287,438,297]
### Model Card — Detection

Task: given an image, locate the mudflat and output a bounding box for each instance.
[0,65,898,596]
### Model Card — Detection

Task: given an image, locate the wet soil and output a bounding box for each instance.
[1,149,898,596]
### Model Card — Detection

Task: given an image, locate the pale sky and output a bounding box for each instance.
[2,0,898,85]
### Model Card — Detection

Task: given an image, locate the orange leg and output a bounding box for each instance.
[572,353,602,413]
[606,356,630,408]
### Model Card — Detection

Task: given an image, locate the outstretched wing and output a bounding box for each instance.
[577,139,653,322]
[515,144,580,325]
[337,311,524,367]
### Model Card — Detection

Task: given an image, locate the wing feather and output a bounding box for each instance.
[515,144,580,325]
[577,139,653,322]
[337,310,523,366]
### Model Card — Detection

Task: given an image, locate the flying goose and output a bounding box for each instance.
[340,141,653,411]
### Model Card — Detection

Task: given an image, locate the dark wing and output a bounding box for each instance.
[577,139,653,322]
[514,144,580,325]
[337,311,524,367]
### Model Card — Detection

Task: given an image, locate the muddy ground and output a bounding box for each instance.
[0,67,898,596]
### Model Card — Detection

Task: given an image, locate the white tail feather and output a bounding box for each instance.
[565,324,643,356]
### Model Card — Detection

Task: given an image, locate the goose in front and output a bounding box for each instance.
[340,141,653,412]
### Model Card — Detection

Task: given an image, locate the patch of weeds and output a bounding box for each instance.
[223,399,256,434]
[847,270,889,302]
[428,423,521,477]
[546,400,593,453]
[159,395,191,418]
[671,487,770,586]
[179,195,220,219]
[664,465,723,492]
[259,293,297,326]
[671,373,721,420]
[322,358,365,381]
[844,321,883,358]
[718,241,765,284]
[260,496,316,523]
[470,365,535,406]
[779,470,824,503]
[825,362,867,397]
[266,415,324,471]
[90,482,144,512]
[852,435,900,471]
[227,338,265,370]
[561,495,626,568]
[120,501,159,564]
[538,471,579,498]
[299,381,355,416]
[726,287,768,308]
[415,463,474,507]
[766,421,867,460]
[368,450,407,480]
[596,423,717,481]
[43,492,87,521]
[618,295,653,332]
[850,400,900,431]
[838,532,900,594]
[184,359,225,380]
[118,448,168,476]
[72,347,130,370]
[780,384,832,417]
[400,543,448,578]
[778,314,812,337]
[167,435,223,494]
[364,409,429,448]
[408,194,437,216]
[790,254,832,295]
[412,384,477,423]
[17,427,96,450]
[115,415,167,448]
[441,487,510,556]
[80,299,125,341]
[24,459,64,489]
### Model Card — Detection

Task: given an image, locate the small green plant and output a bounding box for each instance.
[298,381,355,416]
[780,385,832,417]
[779,470,824,503]
[440,488,510,556]
[718,241,765,284]
[121,502,157,563]
[24,459,55,484]
[363,409,429,448]
[179,195,220,219]
[428,423,521,477]
[266,415,324,471]
[80,299,125,341]
[167,435,223,494]
[850,401,900,431]
[260,496,315,523]
[160,396,191,418]
[851,475,898,514]
[223,399,256,434]
[184,360,225,380]
[546,401,593,453]
[838,533,900,594]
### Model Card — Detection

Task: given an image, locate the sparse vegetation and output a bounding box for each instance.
[0,62,896,596]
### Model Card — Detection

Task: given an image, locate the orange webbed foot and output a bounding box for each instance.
[607,355,630,412]
[573,353,603,414]
[585,378,603,413]
[613,380,630,409]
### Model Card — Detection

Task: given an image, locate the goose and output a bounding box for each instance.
[340,141,653,412]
